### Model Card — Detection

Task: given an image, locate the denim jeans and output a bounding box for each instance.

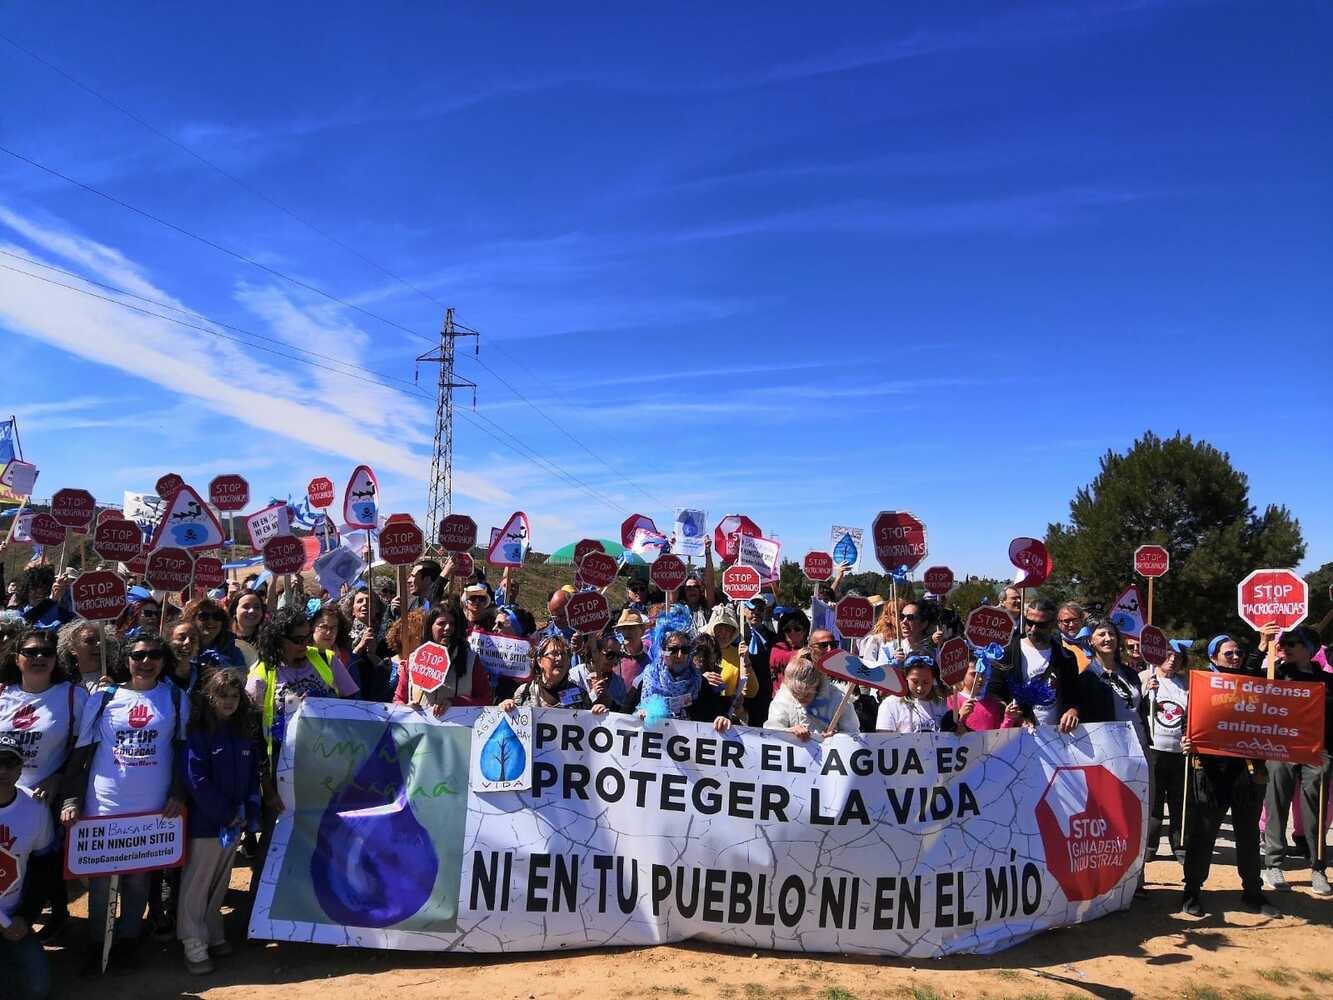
[87,872,150,943]
[0,929,52,1000]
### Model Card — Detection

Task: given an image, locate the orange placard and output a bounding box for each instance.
[1187,670,1326,766]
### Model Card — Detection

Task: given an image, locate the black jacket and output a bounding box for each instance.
[992,636,1087,721]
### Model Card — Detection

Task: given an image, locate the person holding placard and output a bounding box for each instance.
[1261,626,1333,897]
[857,598,903,664]
[2,624,88,943]
[1142,642,1190,865]
[764,654,859,739]
[1180,635,1278,917]
[994,599,1084,733]
[0,733,54,1000]
[570,632,631,713]
[341,588,390,699]
[876,654,955,734]
[59,632,188,974]
[392,602,493,713]
[1083,619,1149,748]
[948,660,1021,733]
[623,612,734,731]
[56,620,118,691]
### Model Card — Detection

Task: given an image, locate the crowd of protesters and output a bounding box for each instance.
[1,539,1332,997]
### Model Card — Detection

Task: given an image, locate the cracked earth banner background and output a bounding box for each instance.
[249,700,1148,957]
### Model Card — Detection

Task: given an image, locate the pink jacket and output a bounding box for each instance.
[947,692,1017,732]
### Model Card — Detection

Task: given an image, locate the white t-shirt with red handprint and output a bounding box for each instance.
[76,683,185,817]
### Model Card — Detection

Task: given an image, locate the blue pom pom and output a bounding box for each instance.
[641,694,670,726]
[1012,679,1055,709]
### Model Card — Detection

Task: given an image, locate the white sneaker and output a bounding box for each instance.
[1312,871,1332,897]
[1262,867,1289,891]
[182,937,214,975]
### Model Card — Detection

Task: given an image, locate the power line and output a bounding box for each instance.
[0,143,436,346]
[0,262,628,514]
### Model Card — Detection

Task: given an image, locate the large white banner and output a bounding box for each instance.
[250,701,1147,957]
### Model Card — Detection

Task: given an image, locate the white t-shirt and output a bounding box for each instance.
[0,682,89,789]
[876,696,951,733]
[1020,639,1060,727]
[77,683,185,817]
[0,786,55,926]
[1145,670,1189,753]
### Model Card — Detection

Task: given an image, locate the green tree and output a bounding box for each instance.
[946,576,1007,619]
[1306,561,1333,633]
[1045,432,1304,637]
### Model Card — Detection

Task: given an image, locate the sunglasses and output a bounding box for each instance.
[19,646,56,658]
[465,596,489,605]
[127,649,165,662]
[810,640,837,650]
[900,614,920,622]
[1023,618,1054,629]
[198,611,227,623]
[664,646,689,655]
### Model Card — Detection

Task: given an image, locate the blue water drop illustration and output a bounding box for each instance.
[479,717,526,782]
[352,500,378,524]
[833,532,858,567]
[310,726,438,927]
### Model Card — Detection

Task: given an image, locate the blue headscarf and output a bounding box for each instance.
[639,604,700,721]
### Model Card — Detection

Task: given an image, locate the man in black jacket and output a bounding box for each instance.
[993,598,1084,732]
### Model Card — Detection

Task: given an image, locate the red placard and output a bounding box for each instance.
[193,556,225,590]
[802,551,834,582]
[72,571,127,621]
[438,514,478,552]
[1134,545,1170,579]
[834,596,875,638]
[263,535,306,575]
[577,551,618,589]
[379,521,424,566]
[573,538,604,566]
[451,551,474,578]
[713,514,761,562]
[51,488,97,528]
[1237,569,1308,632]
[155,473,184,499]
[28,513,67,547]
[965,606,1014,649]
[208,475,250,512]
[1186,670,1325,766]
[307,476,336,508]
[937,636,970,687]
[145,547,192,592]
[1008,537,1052,588]
[1138,625,1170,667]
[816,648,906,696]
[408,641,452,693]
[720,565,761,601]
[96,508,121,527]
[650,554,688,593]
[620,514,658,550]
[871,510,927,572]
[565,591,610,635]
[93,518,143,562]
[923,566,954,596]
[124,553,148,577]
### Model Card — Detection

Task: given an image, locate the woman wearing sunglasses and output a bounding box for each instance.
[624,628,735,732]
[500,635,603,714]
[1,624,91,943]
[180,598,247,672]
[59,632,188,973]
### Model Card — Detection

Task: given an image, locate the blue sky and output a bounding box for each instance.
[1,1,1329,579]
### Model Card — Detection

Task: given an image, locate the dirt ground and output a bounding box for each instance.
[39,853,1333,1000]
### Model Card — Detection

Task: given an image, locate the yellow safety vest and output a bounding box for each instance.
[250,647,336,762]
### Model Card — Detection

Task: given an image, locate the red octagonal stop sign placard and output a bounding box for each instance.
[29,513,68,547]
[573,538,604,566]
[379,520,424,566]
[936,636,971,687]
[438,514,478,552]
[721,565,761,602]
[923,566,954,596]
[72,570,127,621]
[193,556,225,590]
[802,551,834,582]
[51,488,97,528]
[208,474,250,512]
[577,551,619,589]
[263,535,306,575]
[306,476,336,508]
[566,591,611,635]
[835,596,876,638]
[93,518,143,562]
[872,510,927,572]
[408,641,452,693]
[145,547,193,592]
[1134,545,1170,579]
[1138,625,1171,667]
[451,552,474,578]
[966,606,1014,649]
[714,514,761,563]
[650,554,688,593]
[1237,568,1308,632]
